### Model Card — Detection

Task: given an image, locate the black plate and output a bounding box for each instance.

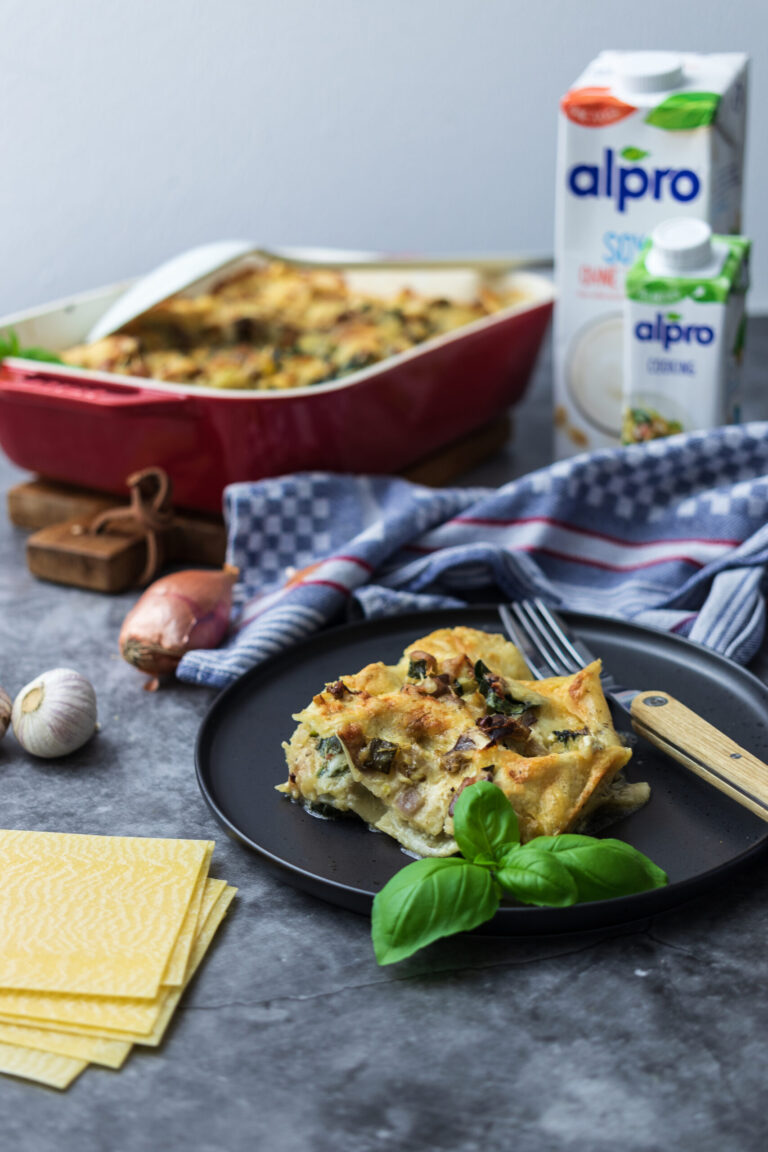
[195,608,768,933]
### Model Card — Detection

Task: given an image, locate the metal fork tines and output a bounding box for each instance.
[498,599,637,713]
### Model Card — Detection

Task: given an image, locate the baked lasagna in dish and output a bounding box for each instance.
[62,261,527,392]
[278,626,649,857]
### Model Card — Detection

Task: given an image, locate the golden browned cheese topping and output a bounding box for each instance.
[61,262,527,391]
[278,626,644,858]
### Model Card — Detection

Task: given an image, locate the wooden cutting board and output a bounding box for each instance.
[7,414,510,592]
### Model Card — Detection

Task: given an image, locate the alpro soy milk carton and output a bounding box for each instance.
[622,219,749,444]
[554,51,747,458]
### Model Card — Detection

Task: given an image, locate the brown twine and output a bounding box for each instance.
[91,467,175,586]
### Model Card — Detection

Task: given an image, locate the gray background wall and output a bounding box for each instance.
[1,0,764,315]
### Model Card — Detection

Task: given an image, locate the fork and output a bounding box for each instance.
[499,598,768,822]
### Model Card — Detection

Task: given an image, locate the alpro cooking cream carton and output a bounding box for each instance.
[554,50,748,457]
[622,218,749,444]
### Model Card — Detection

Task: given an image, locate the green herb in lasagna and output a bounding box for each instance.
[315,734,349,777]
[359,737,399,774]
[552,727,589,745]
[474,660,528,717]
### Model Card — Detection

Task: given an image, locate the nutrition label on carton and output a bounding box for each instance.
[553,50,747,458]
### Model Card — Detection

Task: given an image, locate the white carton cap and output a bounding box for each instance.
[646,219,726,278]
[612,51,684,93]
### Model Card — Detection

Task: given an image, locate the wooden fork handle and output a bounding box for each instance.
[630,691,768,822]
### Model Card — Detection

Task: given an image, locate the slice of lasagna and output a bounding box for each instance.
[278,626,649,857]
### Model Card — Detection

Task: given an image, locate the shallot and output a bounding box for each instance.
[11,669,98,759]
[119,565,238,677]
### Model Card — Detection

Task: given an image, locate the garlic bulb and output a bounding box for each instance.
[0,687,10,739]
[12,669,98,759]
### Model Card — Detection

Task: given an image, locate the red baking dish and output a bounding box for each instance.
[0,260,554,513]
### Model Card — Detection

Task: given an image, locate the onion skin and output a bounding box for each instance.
[119,565,239,676]
[0,687,11,739]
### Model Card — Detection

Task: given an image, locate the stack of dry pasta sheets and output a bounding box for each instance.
[0,829,236,1090]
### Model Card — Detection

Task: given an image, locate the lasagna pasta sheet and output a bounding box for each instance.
[0,1040,87,1090]
[0,881,236,1088]
[0,831,213,998]
[0,879,230,1037]
[0,829,236,1091]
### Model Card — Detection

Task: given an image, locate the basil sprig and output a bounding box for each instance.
[371,781,667,965]
[0,328,63,364]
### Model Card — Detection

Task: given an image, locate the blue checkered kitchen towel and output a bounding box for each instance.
[177,422,768,688]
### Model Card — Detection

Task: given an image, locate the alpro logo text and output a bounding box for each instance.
[567,148,701,214]
[635,312,715,350]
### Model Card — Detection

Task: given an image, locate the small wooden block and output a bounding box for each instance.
[26,511,229,593]
[26,518,148,593]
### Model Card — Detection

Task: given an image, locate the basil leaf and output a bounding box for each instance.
[525,835,668,901]
[496,846,578,907]
[371,858,499,965]
[0,329,19,356]
[452,780,520,863]
[0,328,62,364]
[17,345,63,364]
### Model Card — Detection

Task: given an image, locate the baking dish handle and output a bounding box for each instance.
[0,365,189,412]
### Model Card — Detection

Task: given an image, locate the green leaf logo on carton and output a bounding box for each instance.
[645,92,720,131]
[620,147,649,161]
